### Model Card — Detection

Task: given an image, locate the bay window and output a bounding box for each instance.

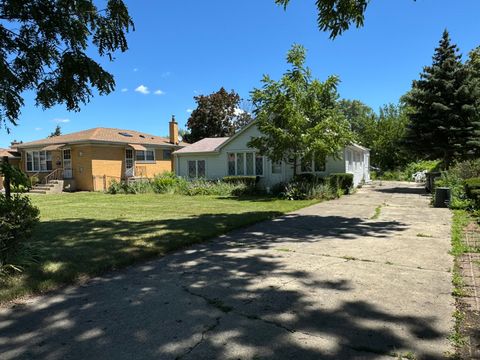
[26,151,53,172]
[227,152,264,176]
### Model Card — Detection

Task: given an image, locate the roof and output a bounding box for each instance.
[349,143,370,151]
[173,137,230,154]
[0,148,21,158]
[16,127,187,149]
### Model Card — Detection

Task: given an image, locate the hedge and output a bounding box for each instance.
[464,177,480,206]
[222,176,258,186]
[328,173,354,194]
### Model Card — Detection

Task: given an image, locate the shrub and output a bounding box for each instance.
[0,194,40,271]
[450,159,480,180]
[281,181,337,200]
[404,160,442,179]
[380,170,408,181]
[222,176,258,186]
[293,173,325,184]
[328,173,354,194]
[464,178,480,208]
[0,163,30,192]
[435,172,471,209]
[106,179,153,194]
[152,172,187,194]
[182,179,254,197]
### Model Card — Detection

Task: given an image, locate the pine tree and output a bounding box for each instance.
[404,30,480,168]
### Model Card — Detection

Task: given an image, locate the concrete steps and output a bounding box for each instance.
[30,180,64,194]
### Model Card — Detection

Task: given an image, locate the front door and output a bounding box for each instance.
[125,149,134,177]
[63,149,73,179]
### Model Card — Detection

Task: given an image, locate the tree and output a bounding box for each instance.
[248,44,354,176]
[275,0,369,38]
[48,125,61,138]
[404,30,480,168]
[184,88,252,143]
[338,99,376,141]
[0,0,133,131]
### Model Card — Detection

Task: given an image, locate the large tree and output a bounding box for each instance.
[0,0,133,131]
[184,88,253,143]
[404,30,480,167]
[248,44,353,176]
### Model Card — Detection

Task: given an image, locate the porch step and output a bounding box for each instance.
[29,180,64,195]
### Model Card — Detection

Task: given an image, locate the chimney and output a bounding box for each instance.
[10,140,22,148]
[169,115,179,145]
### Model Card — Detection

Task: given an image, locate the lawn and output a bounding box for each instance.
[0,193,317,304]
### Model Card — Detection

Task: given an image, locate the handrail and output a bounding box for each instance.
[44,168,64,184]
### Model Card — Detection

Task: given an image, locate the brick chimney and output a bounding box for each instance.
[10,140,23,148]
[169,115,179,145]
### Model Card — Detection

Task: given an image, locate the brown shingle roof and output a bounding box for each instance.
[0,148,21,158]
[173,137,230,154]
[17,128,187,148]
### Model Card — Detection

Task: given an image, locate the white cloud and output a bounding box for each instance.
[121,88,128,92]
[234,108,245,116]
[186,109,193,114]
[135,85,150,95]
[35,127,42,131]
[52,118,70,123]
[154,89,166,96]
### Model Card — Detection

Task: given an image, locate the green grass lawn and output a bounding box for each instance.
[0,193,317,304]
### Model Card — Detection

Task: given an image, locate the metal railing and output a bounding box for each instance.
[44,168,64,184]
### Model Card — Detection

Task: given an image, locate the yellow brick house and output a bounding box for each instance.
[15,117,185,191]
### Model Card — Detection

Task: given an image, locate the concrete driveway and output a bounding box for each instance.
[0,181,454,359]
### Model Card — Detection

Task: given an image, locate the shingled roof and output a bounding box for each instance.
[17,128,187,148]
[0,148,21,158]
[173,137,230,154]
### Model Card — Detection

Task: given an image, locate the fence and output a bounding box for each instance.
[92,175,122,192]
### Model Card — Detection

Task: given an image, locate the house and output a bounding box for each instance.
[173,121,370,188]
[15,117,185,191]
[0,147,22,190]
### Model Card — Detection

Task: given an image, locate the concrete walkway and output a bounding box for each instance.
[0,182,454,359]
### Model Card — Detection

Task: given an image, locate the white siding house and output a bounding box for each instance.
[174,122,370,188]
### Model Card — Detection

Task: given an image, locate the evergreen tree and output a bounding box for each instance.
[404,30,480,168]
[48,125,61,138]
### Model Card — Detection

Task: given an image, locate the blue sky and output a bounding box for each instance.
[2,0,480,147]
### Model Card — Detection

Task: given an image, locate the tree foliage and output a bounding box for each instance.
[48,125,61,138]
[184,88,253,143]
[339,99,411,170]
[275,0,369,38]
[404,30,480,168]
[248,44,354,175]
[0,0,134,131]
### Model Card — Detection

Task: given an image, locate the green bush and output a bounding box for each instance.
[464,178,480,208]
[0,163,30,192]
[380,170,408,181]
[293,173,325,184]
[222,176,258,186]
[0,194,40,271]
[152,172,187,194]
[182,179,254,196]
[281,181,337,200]
[328,173,354,194]
[106,179,153,194]
[435,172,471,209]
[404,160,442,179]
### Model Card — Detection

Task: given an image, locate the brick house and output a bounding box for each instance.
[14,117,185,191]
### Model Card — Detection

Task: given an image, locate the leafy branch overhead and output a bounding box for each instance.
[249,44,354,175]
[0,0,134,130]
[275,0,369,38]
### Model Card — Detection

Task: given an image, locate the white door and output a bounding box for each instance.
[63,149,73,179]
[125,149,134,177]
[269,160,284,185]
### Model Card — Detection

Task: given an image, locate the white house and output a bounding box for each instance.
[173,122,370,188]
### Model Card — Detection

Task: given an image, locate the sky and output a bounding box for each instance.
[2,0,480,147]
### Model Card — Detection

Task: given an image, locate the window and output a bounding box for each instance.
[188,160,206,178]
[136,149,155,162]
[25,151,53,172]
[301,155,326,173]
[272,161,282,174]
[163,149,172,160]
[227,152,264,176]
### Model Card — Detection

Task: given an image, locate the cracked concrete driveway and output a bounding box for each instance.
[0,181,454,359]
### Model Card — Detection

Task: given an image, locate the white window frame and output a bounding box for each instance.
[227,152,264,177]
[188,159,206,178]
[25,150,53,172]
[135,149,156,163]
